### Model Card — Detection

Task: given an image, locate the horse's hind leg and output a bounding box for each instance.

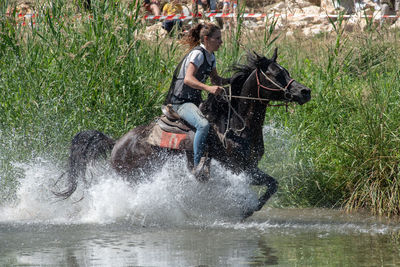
[185,151,194,171]
[245,167,278,217]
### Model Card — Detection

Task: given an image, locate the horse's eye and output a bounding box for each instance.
[269,64,281,75]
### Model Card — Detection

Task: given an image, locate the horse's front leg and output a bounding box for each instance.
[244,167,278,218]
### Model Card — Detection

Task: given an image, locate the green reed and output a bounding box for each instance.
[260,25,400,216]
[0,0,176,196]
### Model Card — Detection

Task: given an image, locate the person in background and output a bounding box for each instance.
[201,0,217,12]
[380,0,400,26]
[143,0,161,16]
[164,23,230,174]
[191,0,217,24]
[222,0,237,29]
[162,0,183,34]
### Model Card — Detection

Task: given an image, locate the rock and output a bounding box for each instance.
[389,18,400,28]
[320,0,337,13]
[286,30,294,37]
[140,23,168,41]
[6,1,34,16]
[243,20,259,28]
[288,0,314,9]
[289,20,310,28]
[271,1,287,11]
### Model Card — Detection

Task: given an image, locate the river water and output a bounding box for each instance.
[1,158,400,266]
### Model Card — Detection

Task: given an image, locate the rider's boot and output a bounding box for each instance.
[191,153,211,182]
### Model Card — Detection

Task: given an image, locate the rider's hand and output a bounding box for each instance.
[208,85,223,95]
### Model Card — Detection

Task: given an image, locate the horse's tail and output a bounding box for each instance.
[53,130,115,199]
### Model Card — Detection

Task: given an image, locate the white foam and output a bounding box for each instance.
[0,157,259,225]
[1,157,399,235]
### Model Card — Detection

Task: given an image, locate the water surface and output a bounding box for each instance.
[1,208,400,266]
[1,158,400,266]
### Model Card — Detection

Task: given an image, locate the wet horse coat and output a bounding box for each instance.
[55,49,311,218]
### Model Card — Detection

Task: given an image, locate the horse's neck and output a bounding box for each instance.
[203,69,267,135]
[232,71,267,131]
[251,104,267,126]
[241,103,267,135]
[233,70,267,161]
[203,79,266,163]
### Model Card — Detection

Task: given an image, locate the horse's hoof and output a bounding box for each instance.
[241,209,255,220]
[255,203,264,212]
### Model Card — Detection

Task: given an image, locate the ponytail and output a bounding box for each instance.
[181,22,220,50]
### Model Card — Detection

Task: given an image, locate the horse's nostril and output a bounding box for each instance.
[301,89,310,96]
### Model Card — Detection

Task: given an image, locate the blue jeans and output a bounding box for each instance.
[198,0,216,11]
[172,102,210,166]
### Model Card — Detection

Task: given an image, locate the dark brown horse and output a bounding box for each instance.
[54,49,311,219]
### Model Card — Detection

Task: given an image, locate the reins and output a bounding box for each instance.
[218,68,295,148]
[220,86,246,148]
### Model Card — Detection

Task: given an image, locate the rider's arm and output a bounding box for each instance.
[210,68,230,86]
[184,63,222,95]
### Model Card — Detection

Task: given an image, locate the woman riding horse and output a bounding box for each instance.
[54,44,311,219]
[164,23,230,174]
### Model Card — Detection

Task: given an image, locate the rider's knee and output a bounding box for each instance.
[197,118,210,132]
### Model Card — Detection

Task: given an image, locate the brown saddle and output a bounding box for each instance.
[150,105,210,181]
[146,105,193,151]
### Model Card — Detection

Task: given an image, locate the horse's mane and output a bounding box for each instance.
[201,51,272,132]
[230,51,272,93]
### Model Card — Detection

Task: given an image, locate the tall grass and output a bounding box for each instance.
[0,0,178,199]
[1,0,174,151]
[1,1,400,216]
[262,18,400,216]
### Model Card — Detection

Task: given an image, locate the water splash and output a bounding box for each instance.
[0,156,259,225]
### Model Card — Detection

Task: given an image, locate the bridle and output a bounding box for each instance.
[224,67,295,108]
[256,68,295,105]
[219,67,295,147]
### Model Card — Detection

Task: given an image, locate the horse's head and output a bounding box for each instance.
[250,48,311,105]
[204,49,312,131]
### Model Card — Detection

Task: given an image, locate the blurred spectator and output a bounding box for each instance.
[199,0,217,12]
[380,0,399,25]
[143,0,161,16]
[222,0,237,29]
[191,0,217,25]
[162,0,183,34]
[222,0,237,14]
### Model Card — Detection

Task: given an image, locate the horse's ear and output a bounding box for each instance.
[253,51,262,60]
[271,48,278,62]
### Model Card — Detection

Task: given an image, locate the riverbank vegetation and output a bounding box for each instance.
[1,0,400,216]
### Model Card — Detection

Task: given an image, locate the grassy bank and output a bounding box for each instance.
[1,0,400,216]
[265,30,400,216]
